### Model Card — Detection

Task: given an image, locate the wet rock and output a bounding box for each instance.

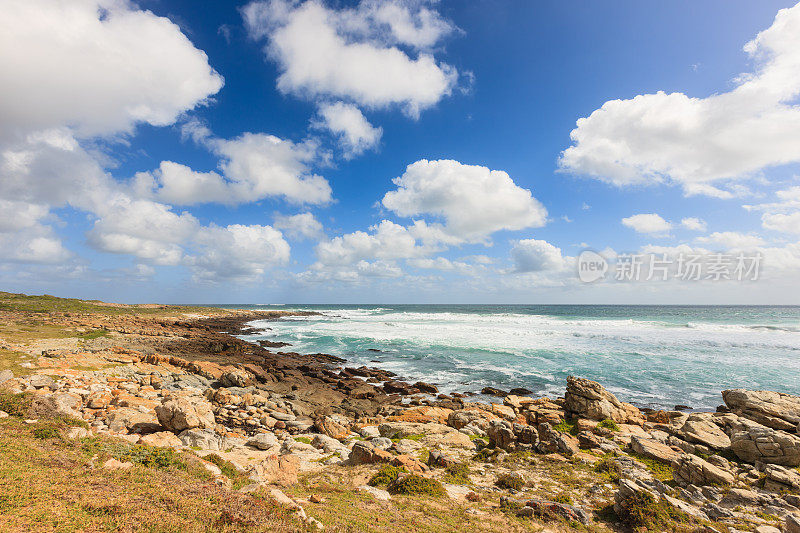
[673,454,735,486]
[481,387,508,397]
[564,375,643,424]
[731,419,800,466]
[413,381,438,394]
[723,389,800,431]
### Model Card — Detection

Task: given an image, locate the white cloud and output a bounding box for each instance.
[696,231,766,249]
[87,196,199,265]
[191,224,290,282]
[355,260,402,278]
[212,133,332,205]
[621,214,672,235]
[134,162,229,205]
[762,212,800,235]
[313,102,382,157]
[510,239,564,272]
[0,0,223,140]
[315,220,428,266]
[681,217,708,231]
[382,159,548,243]
[242,0,459,117]
[273,212,325,240]
[559,2,800,196]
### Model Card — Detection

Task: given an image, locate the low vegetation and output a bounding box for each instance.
[387,474,446,497]
[368,464,406,486]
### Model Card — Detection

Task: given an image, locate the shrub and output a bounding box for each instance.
[629,452,674,482]
[495,472,525,491]
[442,462,471,485]
[553,419,579,436]
[387,474,445,497]
[368,465,405,487]
[552,493,574,505]
[117,445,183,469]
[593,453,620,482]
[596,418,620,432]
[33,425,60,440]
[0,391,33,417]
[615,491,691,529]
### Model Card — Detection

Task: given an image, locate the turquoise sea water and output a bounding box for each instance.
[223,305,800,410]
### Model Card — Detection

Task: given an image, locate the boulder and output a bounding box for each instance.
[29,375,55,389]
[676,414,731,450]
[249,454,299,486]
[27,392,82,420]
[673,454,735,486]
[722,389,800,431]
[730,419,800,466]
[247,432,280,451]
[762,464,800,492]
[348,441,393,465]
[140,431,182,448]
[378,422,473,449]
[487,420,516,451]
[0,369,13,384]
[447,409,498,431]
[630,435,681,464]
[179,428,226,451]
[315,415,349,440]
[155,397,215,432]
[785,514,800,533]
[106,407,160,433]
[219,369,253,388]
[564,376,643,424]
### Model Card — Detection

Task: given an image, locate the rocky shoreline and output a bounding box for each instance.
[2,302,800,532]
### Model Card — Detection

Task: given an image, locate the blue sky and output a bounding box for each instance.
[2,0,800,304]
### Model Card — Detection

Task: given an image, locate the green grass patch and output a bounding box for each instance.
[387,474,445,497]
[596,418,620,432]
[368,464,406,487]
[593,453,620,483]
[442,462,471,485]
[629,452,674,482]
[75,329,110,340]
[0,391,33,417]
[553,419,579,436]
[495,472,525,491]
[391,433,424,443]
[205,453,251,490]
[293,437,311,444]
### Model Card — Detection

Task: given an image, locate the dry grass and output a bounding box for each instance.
[0,417,306,532]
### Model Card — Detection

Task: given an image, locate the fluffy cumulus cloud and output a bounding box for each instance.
[191,224,291,282]
[621,213,672,235]
[0,0,223,140]
[242,0,459,117]
[135,132,332,206]
[273,212,325,240]
[762,212,800,234]
[559,2,800,197]
[382,159,548,243]
[313,102,382,157]
[681,217,708,231]
[315,220,428,267]
[696,231,766,249]
[510,239,565,272]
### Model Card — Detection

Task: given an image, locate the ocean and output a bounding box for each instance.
[224,305,800,411]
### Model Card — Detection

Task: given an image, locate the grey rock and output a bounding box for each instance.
[723,389,800,432]
[673,454,735,486]
[180,428,225,451]
[564,375,643,423]
[676,414,731,450]
[731,419,800,466]
[370,437,392,450]
[247,432,279,450]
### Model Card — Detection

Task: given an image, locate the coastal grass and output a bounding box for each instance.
[0,291,212,316]
[0,417,305,532]
[286,471,544,533]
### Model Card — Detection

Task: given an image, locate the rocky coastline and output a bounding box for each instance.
[2,297,800,532]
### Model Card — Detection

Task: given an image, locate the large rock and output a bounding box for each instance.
[27,392,82,419]
[248,454,299,486]
[106,407,160,433]
[676,414,731,450]
[762,464,800,492]
[140,431,182,448]
[155,396,215,432]
[487,420,516,451]
[378,422,473,449]
[722,389,800,431]
[348,441,393,465]
[730,419,800,466]
[180,428,226,451]
[564,376,643,424]
[247,432,280,451]
[630,435,681,464]
[315,415,349,440]
[673,454,734,486]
